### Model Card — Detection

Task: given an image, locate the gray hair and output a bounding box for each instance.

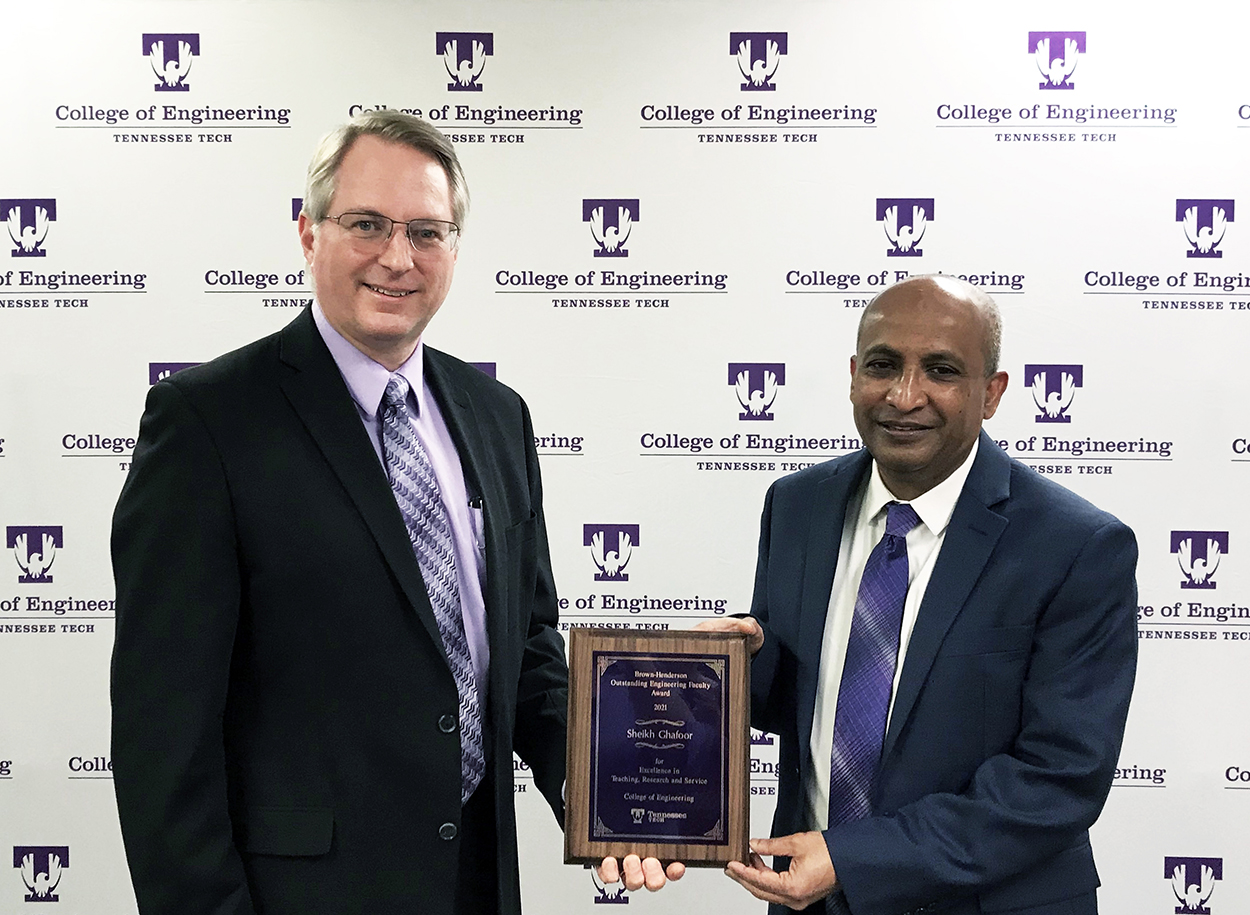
[302,109,469,230]
[858,275,1003,376]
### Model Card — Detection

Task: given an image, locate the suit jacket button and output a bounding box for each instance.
[439,822,458,841]
[438,714,457,733]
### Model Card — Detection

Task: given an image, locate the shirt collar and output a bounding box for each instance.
[862,437,981,536]
[311,301,425,419]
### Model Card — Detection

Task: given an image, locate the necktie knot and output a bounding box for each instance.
[382,375,411,413]
[884,502,920,540]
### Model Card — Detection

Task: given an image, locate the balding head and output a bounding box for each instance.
[858,275,1002,377]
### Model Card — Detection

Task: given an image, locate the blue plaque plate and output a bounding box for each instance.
[565,629,749,866]
[589,651,729,844]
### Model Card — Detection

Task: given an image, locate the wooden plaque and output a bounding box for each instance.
[564,628,750,867]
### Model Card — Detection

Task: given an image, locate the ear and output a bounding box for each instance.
[297,212,316,266]
[982,371,1009,420]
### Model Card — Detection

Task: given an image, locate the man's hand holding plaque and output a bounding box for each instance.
[691,616,765,654]
[595,854,685,892]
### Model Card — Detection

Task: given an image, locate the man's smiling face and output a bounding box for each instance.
[299,134,458,370]
[850,277,1008,500]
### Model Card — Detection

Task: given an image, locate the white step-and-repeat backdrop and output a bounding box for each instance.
[2,1,1247,912]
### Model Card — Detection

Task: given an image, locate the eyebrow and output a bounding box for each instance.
[860,344,900,359]
[861,344,968,368]
[920,349,965,366]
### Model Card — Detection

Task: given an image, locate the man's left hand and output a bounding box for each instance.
[725,831,838,909]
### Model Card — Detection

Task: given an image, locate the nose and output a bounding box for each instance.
[375,226,416,272]
[886,367,926,411]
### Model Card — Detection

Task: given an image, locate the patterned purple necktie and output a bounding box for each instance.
[828,501,920,827]
[380,376,485,804]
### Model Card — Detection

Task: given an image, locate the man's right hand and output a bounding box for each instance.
[598,855,685,892]
[693,616,764,656]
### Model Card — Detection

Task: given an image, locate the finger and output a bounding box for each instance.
[750,831,813,859]
[641,857,668,891]
[693,617,757,638]
[665,861,686,882]
[691,617,764,652]
[598,857,620,884]
[725,859,787,905]
[692,618,739,632]
[621,854,645,892]
[748,835,790,857]
[743,619,765,654]
[725,850,773,881]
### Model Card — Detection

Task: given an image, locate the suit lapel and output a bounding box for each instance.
[276,310,446,651]
[882,435,1011,761]
[422,348,489,507]
[422,350,508,696]
[423,350,526,751]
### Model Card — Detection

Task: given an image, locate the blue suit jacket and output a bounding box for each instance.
[749,433,1137,915]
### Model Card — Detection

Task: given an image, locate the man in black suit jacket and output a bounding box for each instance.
[111,111,568,915]
[609,277,1137,914]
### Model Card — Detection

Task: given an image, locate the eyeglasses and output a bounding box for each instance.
[324,212,460,252]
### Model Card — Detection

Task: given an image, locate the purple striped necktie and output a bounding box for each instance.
[828,500,920,827]
[380,375,485,804]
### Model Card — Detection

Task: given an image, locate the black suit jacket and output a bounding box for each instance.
[111,309,568,915]
[750,434,1137,915]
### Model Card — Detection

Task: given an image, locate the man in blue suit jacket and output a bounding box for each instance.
[616,276,1137,912]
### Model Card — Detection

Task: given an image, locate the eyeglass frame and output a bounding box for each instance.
[322,211,461,252]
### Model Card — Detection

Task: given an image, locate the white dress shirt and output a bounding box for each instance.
[805,439,981,830]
